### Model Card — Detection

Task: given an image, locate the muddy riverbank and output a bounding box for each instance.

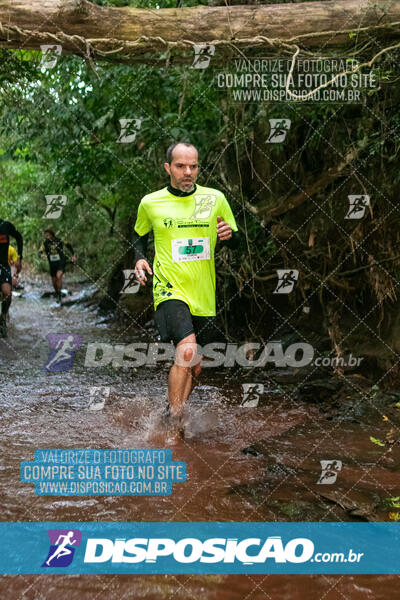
[0,274,399,598]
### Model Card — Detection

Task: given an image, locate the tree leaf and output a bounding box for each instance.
[369,436,385,446]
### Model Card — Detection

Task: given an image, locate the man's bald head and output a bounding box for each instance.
[164,143,199,193]
[166,142,198,164]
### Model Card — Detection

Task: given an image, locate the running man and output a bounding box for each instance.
[133,142,238,428]
[39,229,76,303]
[0,219,23,338]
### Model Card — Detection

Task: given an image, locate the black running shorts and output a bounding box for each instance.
[0,265,11,285]
[154,299,224,347]
[49,259,66,277]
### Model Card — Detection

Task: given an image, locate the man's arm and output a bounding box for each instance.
[133,200,153,285]
[133,230,149,263]
[9,223,23,259]
[132,230,152,286]
[65,242,77,263]
[220,230,239,250]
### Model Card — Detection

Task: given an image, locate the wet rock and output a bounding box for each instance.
[61,285,98,306]
[242,444,264,457]
[316,489,381,522]
[265,463,296,478]
[41,289,69,299]
[268,366,330,384]
[294,378,343,403]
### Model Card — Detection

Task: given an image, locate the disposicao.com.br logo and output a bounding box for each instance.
[1,522,391,574]
[82,536,363,566]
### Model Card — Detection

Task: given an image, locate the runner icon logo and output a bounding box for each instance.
[241,383,263,407]
[40,44,62,69]
[43,333,82,372]
[317,460,342,485]
[43,194,67,219]
[273,269,299,294]
[88,386,110,411]
[42,529,82,567]
[121,270,140,294]
[267,119,291,143]
[116,118,142,143]
[345,195,370,219]
[191,44,215,69]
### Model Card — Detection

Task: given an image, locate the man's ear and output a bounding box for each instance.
[163,162,171,175]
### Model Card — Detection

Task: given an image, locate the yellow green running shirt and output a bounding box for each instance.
[134,184,238,316]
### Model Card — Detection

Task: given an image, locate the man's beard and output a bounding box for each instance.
[178,179,195,192]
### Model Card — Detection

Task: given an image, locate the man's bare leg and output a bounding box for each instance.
[52,270,63,302]
[0,282,12,337]
[56,270,63,294]
[168,333,201,418]
[1,282,11,314]
[168,364,190,419]
[182,360,202,403]
[51,275,58,295]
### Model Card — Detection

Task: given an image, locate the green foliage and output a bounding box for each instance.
[0,38,399,348]
[0,49,226,281]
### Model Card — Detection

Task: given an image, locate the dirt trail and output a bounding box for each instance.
[0,276,398,599]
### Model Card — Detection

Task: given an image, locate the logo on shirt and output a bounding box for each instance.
[163,218,175,228]
[190,194,216,219]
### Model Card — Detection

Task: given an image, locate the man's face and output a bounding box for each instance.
[164,145,199,192]
[44,232,53,241]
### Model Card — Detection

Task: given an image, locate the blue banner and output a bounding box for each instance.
[0,522,399,574]
[20,449,186,496]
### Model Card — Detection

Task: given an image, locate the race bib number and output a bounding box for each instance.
[171,238,210,262]
[50,253,60,262]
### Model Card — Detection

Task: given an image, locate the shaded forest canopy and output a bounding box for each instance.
[0,0,400,382]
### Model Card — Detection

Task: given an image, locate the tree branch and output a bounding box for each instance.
[258,145,361,222]
[0,1,399,65]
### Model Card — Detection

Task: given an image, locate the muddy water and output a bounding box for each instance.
[0,276,399,598]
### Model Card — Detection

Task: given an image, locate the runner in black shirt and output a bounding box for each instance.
[39,229,76,303]
[0,219,23,338]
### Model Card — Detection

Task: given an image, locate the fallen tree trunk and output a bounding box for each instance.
[0,0,399,65]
